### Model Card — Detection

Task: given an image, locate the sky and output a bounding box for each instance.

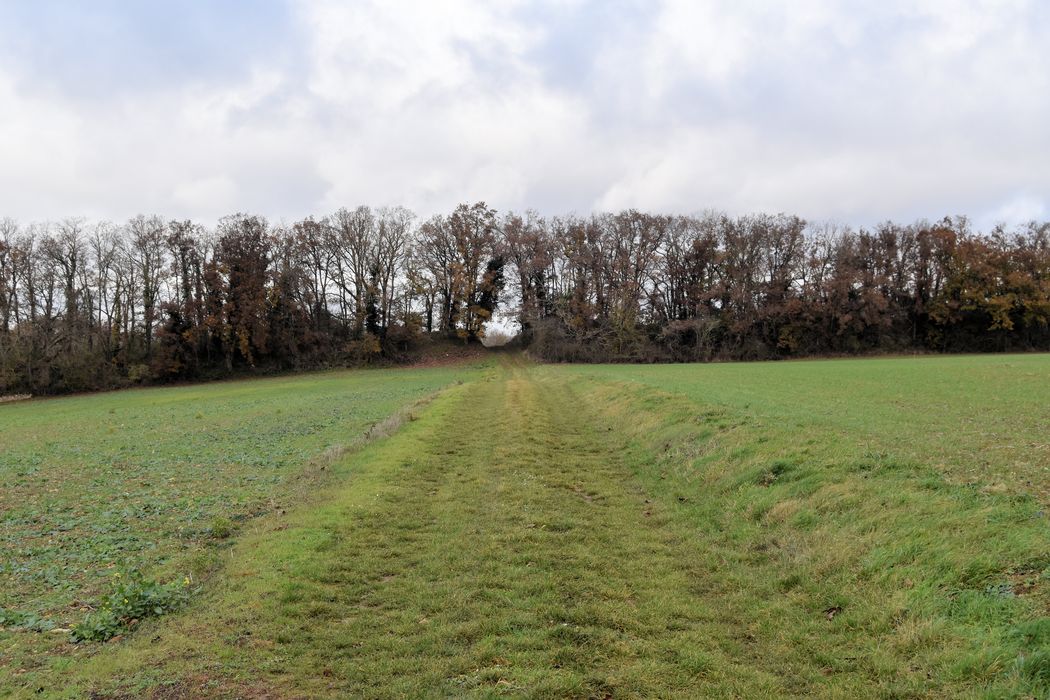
[0,0,1048,230]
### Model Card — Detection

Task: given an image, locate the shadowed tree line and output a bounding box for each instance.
[1,206,1047,394]
[0,203,504,394]
[509,212,1050,362]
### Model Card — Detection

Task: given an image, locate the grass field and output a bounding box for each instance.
[0,364,484,689]
[1,354,1048,698]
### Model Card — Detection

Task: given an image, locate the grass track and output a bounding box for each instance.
[60,362,740,697]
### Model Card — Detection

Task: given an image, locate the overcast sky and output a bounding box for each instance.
[1,0,1048,230]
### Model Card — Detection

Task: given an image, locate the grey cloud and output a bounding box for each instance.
[0,0,1047,230]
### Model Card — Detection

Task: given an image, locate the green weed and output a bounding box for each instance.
[71,572,194,643]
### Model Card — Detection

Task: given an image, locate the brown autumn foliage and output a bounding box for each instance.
[0,208,1047,394]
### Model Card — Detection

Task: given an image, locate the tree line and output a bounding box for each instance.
[1,205,1047,394]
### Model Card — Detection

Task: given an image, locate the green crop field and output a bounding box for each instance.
[0,363,484,691]
[1,354,1048,698]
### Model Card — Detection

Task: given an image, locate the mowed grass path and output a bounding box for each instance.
[60,363,729,697]
[3,354,1048,697]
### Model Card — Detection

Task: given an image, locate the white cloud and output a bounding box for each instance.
[977,193,1048,231]
[0,0,1047,228]
[172,175,240,213]
[0,68,86,211]
[299,0,605,214]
